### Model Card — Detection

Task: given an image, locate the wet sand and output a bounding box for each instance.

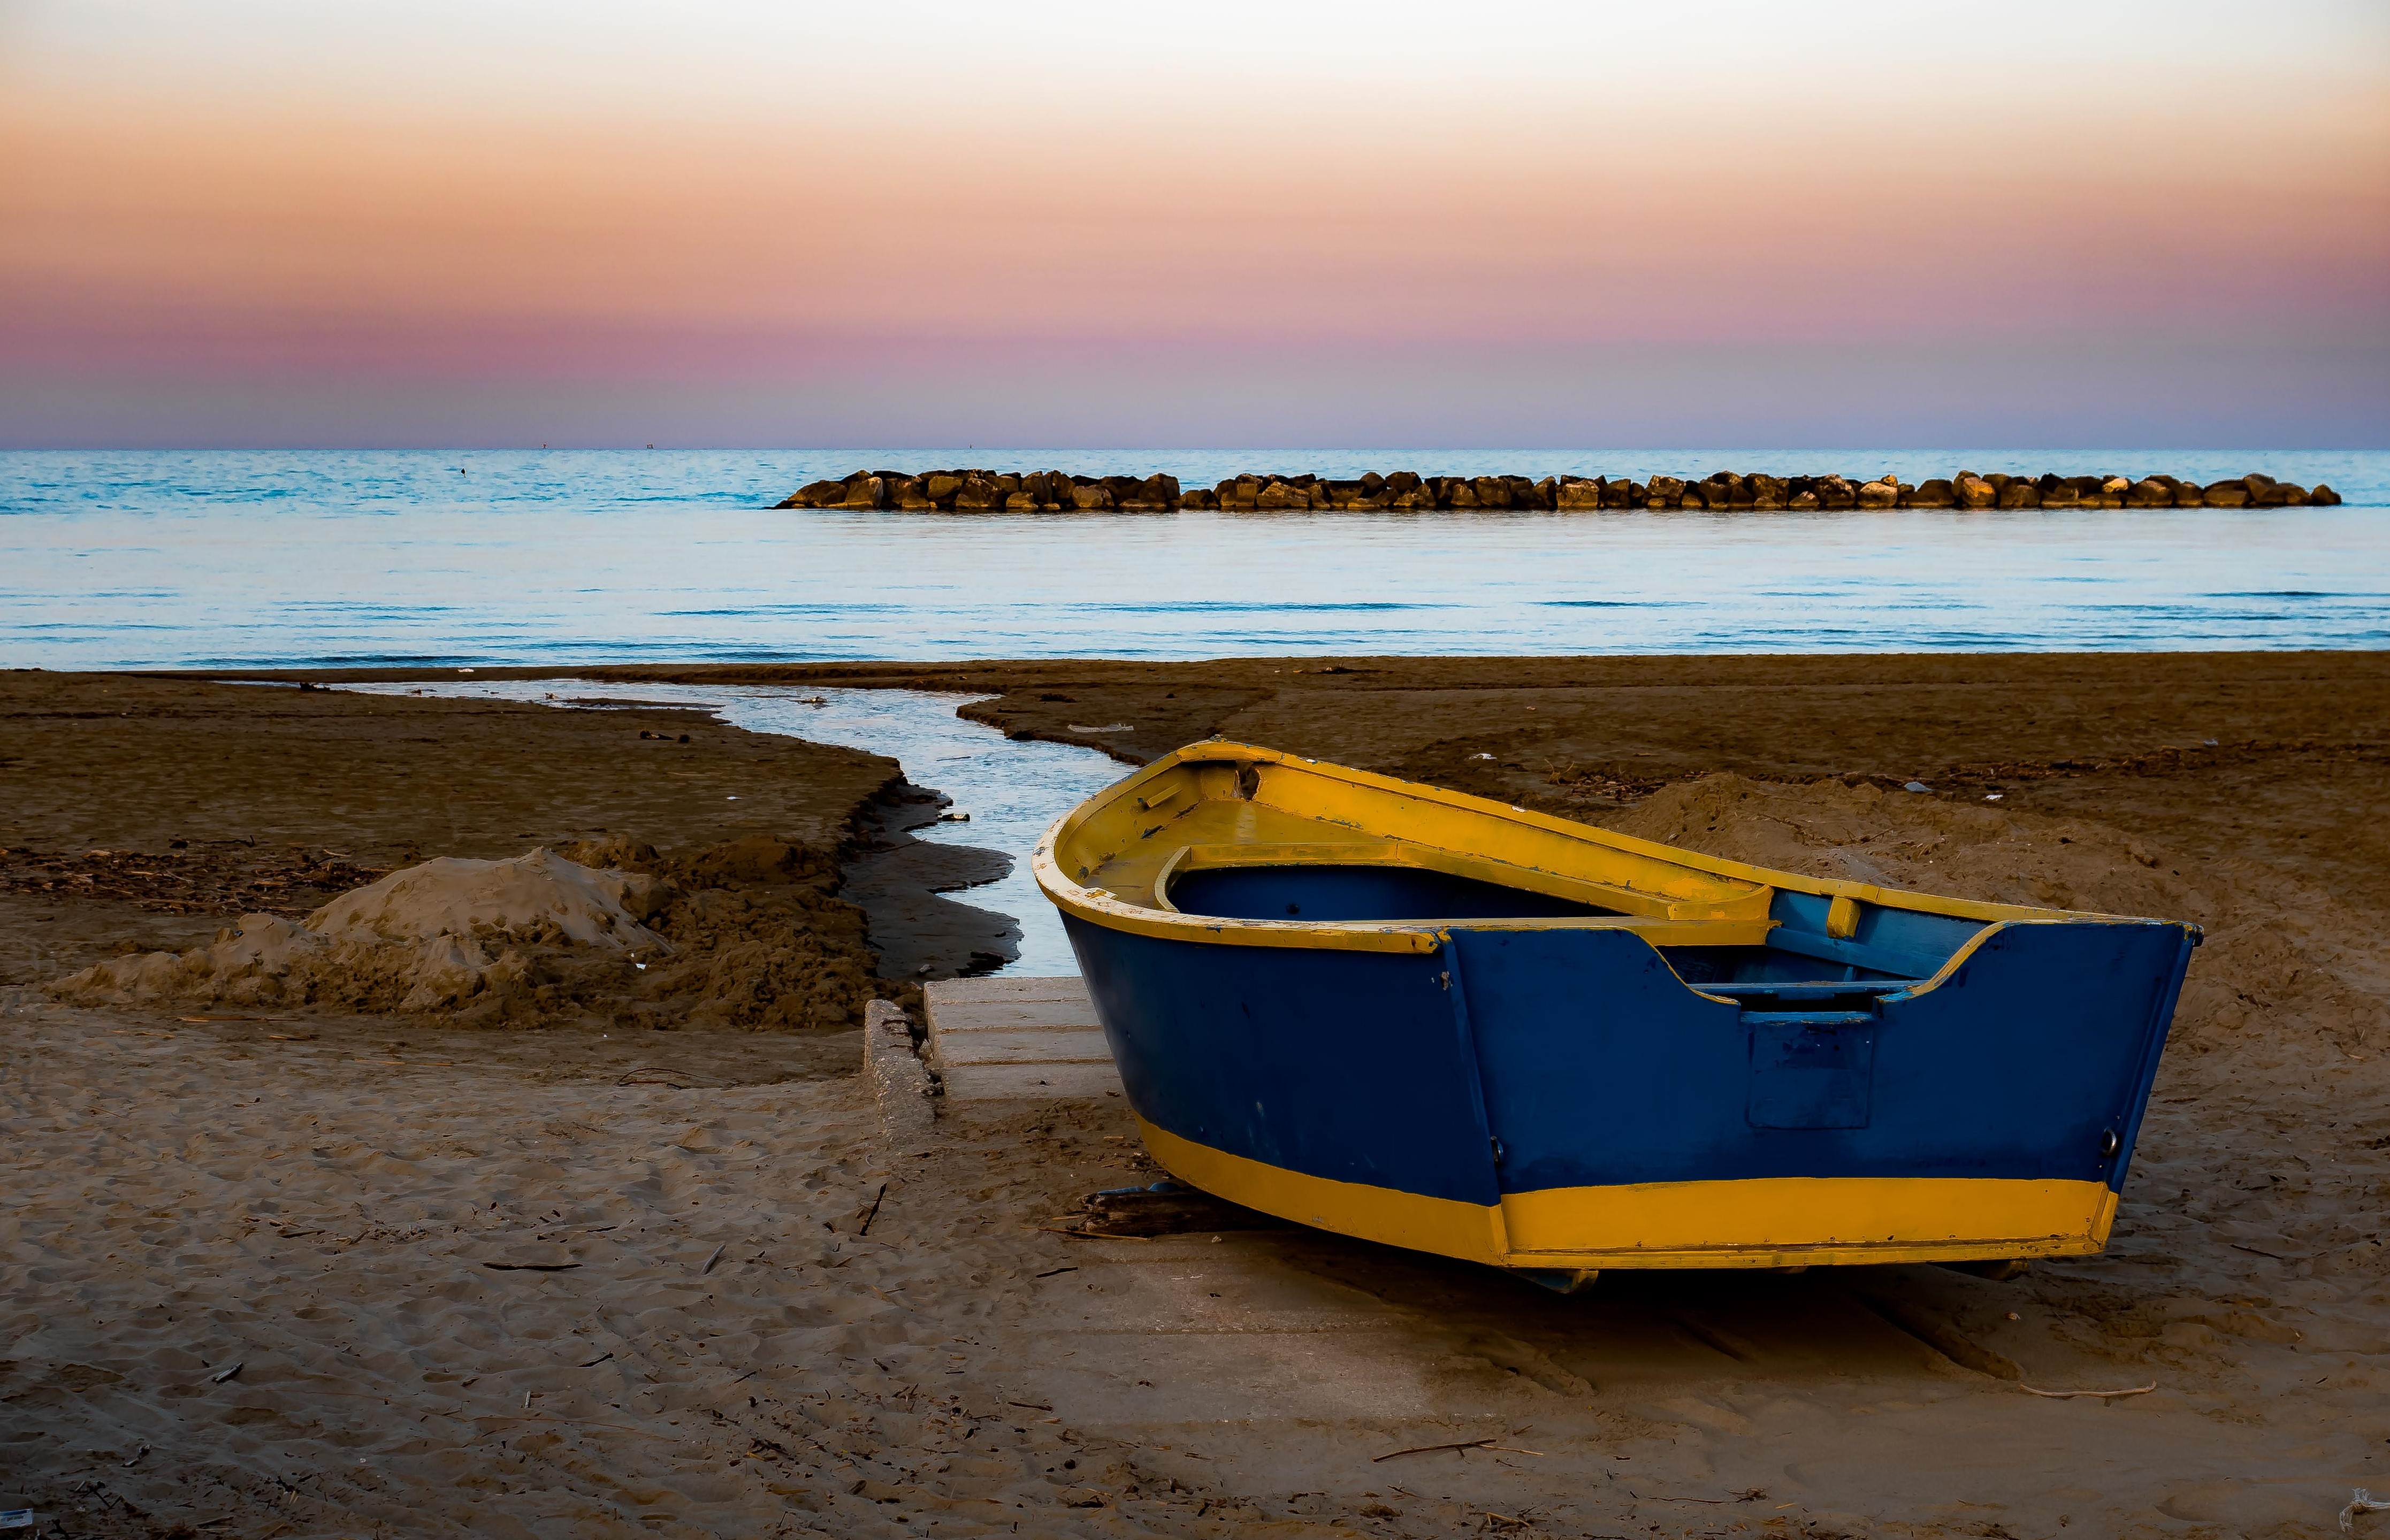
[0,673,1014,997]
[5,655,2387,1538]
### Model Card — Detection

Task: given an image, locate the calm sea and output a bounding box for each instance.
[2,448,2385,668]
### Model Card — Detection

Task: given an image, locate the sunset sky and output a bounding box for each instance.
[4,2,2386,448]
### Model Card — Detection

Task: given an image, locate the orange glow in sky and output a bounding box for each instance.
[4,2,2386,446]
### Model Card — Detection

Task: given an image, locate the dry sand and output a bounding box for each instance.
[4,657,2387,1538]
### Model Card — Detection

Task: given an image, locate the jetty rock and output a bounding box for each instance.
[770,467,2350,514]
[776,478,846,509]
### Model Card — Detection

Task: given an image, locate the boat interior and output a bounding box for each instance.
[1044,744,2051,997]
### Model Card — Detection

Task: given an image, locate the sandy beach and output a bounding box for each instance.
[5,654,2387,1538]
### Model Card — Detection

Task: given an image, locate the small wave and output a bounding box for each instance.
[658,604,917,618]
[1536,600,1689,609]
[1080,601,1462,614]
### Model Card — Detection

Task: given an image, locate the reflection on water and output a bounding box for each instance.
[2,449,2385,667]
[342,679,1125,976]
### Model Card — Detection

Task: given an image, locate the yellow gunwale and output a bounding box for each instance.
[1035,741,2148,978]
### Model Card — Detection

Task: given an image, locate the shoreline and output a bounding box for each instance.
[25,651,2390,966]
[77,652,2390,894]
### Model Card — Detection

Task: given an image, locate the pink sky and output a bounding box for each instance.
[4,2,2386,447]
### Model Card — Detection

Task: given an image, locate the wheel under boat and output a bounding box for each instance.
[1034,742,2199,1290]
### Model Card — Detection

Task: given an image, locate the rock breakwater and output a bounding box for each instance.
[776,468,2342,512]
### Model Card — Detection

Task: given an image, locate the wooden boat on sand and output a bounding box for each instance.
[1034,743,2198,1288]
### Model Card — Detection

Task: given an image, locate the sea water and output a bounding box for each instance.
[3,448,2385,668]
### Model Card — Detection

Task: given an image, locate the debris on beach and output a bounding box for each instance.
[2343,1490,2390,1533]
[774,466,2343,513]
[0,842,386,920]
[1047,1181,1289,1239]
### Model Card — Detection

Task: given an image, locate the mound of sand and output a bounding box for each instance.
[311,848,669,948]
[49,848,670,1015]
[45,834,889,1032]
[1605,772,2385,1059]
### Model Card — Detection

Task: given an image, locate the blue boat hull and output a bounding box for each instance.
[1038,742,2199,1273]
[1064,909,2194,1270]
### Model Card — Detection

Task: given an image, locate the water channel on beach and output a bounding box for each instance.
[342,679,1125,976]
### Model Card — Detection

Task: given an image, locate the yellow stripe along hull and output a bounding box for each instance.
[1140,1117,2119,1270]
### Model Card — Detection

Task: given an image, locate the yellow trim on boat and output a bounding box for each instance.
[1137,1117,2118,1270]
[1498,1175,2118,1265]
[1034,741,2145,956]
[1139,1117,1510,1265]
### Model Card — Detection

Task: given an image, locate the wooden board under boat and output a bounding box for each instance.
[1035,742,2199,1284]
